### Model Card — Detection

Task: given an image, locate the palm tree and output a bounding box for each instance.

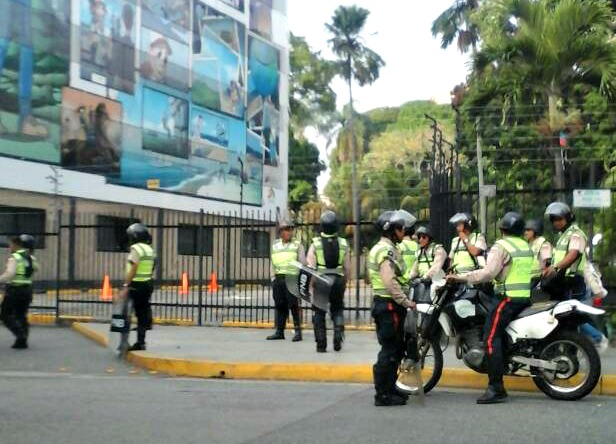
[326,5,384,307]
[432,0,480,53]
[472,0,616,192]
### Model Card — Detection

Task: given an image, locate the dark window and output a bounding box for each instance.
[0,206,46,249]
[96,216,139,252]
[178,224,213,256]
[241,230,270,258]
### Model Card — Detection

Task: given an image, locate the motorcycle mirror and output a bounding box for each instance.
[592,233,603,247]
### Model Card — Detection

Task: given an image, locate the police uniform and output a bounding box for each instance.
[397,236,418,290]
[0,248,38,348]
[307,234,350,352]
[269,238,306,340]
[458,236,533,396]
[449,232,487,273]
[529,236,552,301]
[553,223,587,299]
[126,242,156,347]
[409,242,448,281]
[369,236,415,402]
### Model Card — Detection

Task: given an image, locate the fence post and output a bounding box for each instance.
[68,198,76,284]
[55,209,63,321]
[198,209,204,326]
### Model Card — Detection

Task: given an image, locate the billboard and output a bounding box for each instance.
[0,0,287,210]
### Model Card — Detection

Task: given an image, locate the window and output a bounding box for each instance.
[241,230,270,258]
[0,206,46,249]
[178,224,213,256]
[96,216,139,252]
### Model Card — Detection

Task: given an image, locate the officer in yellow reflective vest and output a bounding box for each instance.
[543,202,587,300]
[0,235,38,349]
[448,212,487,273]
[395,210,418,291]
[268,218,305,341]
[448,212,532,404]
[122,223,156,351]
[524,219,552,301]
[306,211,350,352]
[369,211,416,407]
[409,226,448,284]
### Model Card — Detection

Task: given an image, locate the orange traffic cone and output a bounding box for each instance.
[180,272,189,295]
[207,272,219,293]
[100,274,113,301]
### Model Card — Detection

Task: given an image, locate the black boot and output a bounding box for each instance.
[313,310,327,352]
[333,314,344,352]
[129,328,147,351]
[292,319,302,342]
[267,312,286,340]
[12,338,28,349]
[373,365,406,406]
[374,393,407,406]
[476,384,508,404]
[128,342,146,351]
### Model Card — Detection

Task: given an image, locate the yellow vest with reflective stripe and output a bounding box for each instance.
[128,243,156,282]
[312,235,348,275]
[417,243,443,277]
[530,236,549,278]
[271,239,300,275]
[11,250,34,286]
[368,239,403,297]
[554,224,587,277]
[494,237,533,299]
[451,233,481,273]
[398,238,418,284]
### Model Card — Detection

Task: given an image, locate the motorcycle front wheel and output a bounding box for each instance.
[532,330,601,401]
[418,337,444,394]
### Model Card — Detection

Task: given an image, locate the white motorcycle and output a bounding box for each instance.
[398,279,604,400]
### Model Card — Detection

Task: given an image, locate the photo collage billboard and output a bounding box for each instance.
[0,0,288,207]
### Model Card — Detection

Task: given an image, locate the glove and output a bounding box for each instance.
[593,296,603,308]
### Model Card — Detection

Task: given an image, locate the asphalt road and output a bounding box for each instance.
[0,327,614,444]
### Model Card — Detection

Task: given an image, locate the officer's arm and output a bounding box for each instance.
[343,249,351,277]
[124,248,139,285]
[306,244,317,269]
[539,242,553,270]
[425,246,447,279]
[467,234,486,258]
[0,257,17,284]
[379,260,414,309]
[555,233,585,271]
[297,244,307,266]
[408,259,419,280]
[457,245,505,284]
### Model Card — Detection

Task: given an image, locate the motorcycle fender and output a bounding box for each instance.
[553,299,605,316]
[438,313,452,337]
[506,312,559,342]
[416,303,434,315]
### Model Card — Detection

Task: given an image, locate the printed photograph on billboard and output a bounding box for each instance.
[142,0,191,28]
[220,0,245,12]
[142,87,189,159]
[191,105,229,163]
[249,0,286,44]
[193,2,245,118]
[247,36,280,166]
[245,129,264,205]
[60,87,122,175]
[0,0,70,164]
[79,0,137,93]
[140,8,190,92]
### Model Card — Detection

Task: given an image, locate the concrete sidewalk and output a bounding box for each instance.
[74,323,616,395]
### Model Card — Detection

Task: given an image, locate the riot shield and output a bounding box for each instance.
[110,293,132,358]
[284,261,333,311]
[396,310,425,405]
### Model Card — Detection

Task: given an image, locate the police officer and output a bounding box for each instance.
[448,212,487,273]
[409,226,448,284]
[447,212,533,404]
[396,210,418,291]
[369,211,416,406]
[0,235,37,349]
[122,223,156,351]
[543,202,587,300]
[306,211,350,352]
[524,219,552,300]
[268,218,305,341]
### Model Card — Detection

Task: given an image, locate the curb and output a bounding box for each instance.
[71,323,616,396]
[222,321,374,331]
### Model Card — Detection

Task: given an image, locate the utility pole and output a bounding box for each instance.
[238,157,244,217]
[475,118,487,235]
[348,80,361,320]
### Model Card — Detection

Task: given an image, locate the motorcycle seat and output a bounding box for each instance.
[516,301,559,319]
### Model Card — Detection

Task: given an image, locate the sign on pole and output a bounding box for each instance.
[572,189,611,209]
[479,184,496,198]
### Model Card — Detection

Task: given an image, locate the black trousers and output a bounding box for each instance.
[272,275,300,329]
[129,281,153,342]
[372,297,407,396]
[1,285,33,341]
[482,297,531,386]
[313,275,346,345]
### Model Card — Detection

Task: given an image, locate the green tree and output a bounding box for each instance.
[432,0,480,53]
[287,131,325,212]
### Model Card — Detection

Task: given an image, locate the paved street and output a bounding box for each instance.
[0,326,615,444]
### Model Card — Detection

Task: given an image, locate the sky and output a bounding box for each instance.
[287,0,471,193]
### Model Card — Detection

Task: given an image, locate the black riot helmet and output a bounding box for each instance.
[415,225,433,240]
[12,234,35,251]
[126,223,151,245]
[449,212,476,231]
[544,201,574,223]
[498,212,525,236]
[395,209,417,235]
[524,219,543,236]
[319,210,339,236]
[375,210,395,235]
